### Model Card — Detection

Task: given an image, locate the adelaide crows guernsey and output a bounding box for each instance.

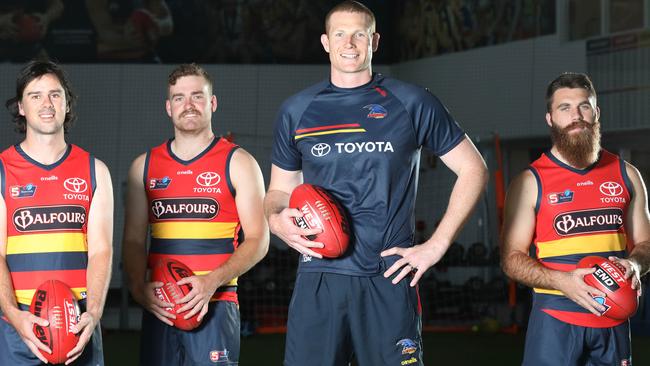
[530,150,632,327]
[272,73,465,275]
[145,138,240,303]
[1,144,94,305]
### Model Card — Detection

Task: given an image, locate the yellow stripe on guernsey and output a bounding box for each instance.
[294,128,366,140]
[6,233,87,254]
[152,222,238,239]
[536,233,626,259]
[16,288,87,306]
[534,233,626,296]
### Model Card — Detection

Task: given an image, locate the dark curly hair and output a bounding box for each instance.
[5,59,77,134]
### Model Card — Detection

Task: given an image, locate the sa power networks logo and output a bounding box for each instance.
[63,178,89,201]
[149,177,172,190]
[548,189,574,204]
[553,208,623,236]
[599,181,626,203]
[10,184,37,198]
[194,172,222,193]
[311,143,331,157]
[209,349,230,363]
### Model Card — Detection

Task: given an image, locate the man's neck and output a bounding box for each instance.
[20,134,68,165]
[330,68,373,89]
[171,129,216,161]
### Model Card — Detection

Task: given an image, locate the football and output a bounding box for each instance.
[151,258,201,331]
[30,280,80,364]
[289,183,350,258]
[577,256,638,320]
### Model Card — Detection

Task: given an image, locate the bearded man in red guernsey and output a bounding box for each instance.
[122,63,268,365]
[501,72,650,365]
[0,59,113,365]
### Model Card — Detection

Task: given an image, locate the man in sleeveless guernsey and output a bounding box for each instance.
[264,2,488,365]
[0,60,113,365]
[501,72,650,365]
[122,63,269,365]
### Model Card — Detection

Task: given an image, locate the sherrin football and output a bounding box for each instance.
[289,183,350,258]
[577,256,638,320]
[30,280,81,364]
[151,258,201,331]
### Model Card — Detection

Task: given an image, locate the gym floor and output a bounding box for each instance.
[103,330,650,365]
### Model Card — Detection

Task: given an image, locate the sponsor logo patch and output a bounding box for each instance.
[548,189,574,204]
[151,198,219,220]
[209,349,229,363]
[13,205,86,232]
[10,184,37,198]
[553,208,623,236]
[149,177,172,190]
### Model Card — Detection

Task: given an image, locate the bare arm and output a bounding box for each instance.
[501,169,606,315]
[177,149,270,321]
[382,137,489,285]
[263,164,324,258]
[67,159,114,364]
[121,154,175,325]
[610,163,650,287]
[0,185,51,363]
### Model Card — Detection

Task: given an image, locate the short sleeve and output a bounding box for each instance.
[271,102,303,171]
[413,90,465,156]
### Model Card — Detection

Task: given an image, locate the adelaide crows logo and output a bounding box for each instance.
[363,104,387,119]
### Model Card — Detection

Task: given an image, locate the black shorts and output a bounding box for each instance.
[285,272,423,366]
[140,300,240,365]
[523,305,631,366]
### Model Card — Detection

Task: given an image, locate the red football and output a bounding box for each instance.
[289,184,350,258]
[577,256,638,320]
[151,258,201,330]
[30,280,80,364]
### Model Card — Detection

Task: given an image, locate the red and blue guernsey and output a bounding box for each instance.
[0,144,94,306]
[529,150,632,327]
[145,137,240,303]
[272,73,465,275]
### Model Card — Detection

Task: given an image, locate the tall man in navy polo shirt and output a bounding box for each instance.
[264,2,488,365]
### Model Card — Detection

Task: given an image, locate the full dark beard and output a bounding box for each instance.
[550,120,601,168]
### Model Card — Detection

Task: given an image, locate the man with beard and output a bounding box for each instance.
[501,72,650,365]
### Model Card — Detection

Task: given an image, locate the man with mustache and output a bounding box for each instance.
[122,63,268,365]
[501,72,650,365]
[0,59,113,365]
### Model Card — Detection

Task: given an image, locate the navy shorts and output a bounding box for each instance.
[523,306,631,366]
[140,300,240,366]
[285,272,423,366]
[0,302,104,366]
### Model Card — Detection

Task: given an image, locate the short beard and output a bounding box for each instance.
[550,120,601,168]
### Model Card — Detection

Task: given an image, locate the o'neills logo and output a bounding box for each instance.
[151,198,219,220]
[13,205,86,232]
[554,208,623,236]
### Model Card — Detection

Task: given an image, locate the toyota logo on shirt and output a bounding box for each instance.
[196,172,220,187]
[63,178,88,193]
[599,181,623,197]
[311,143,331,157]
